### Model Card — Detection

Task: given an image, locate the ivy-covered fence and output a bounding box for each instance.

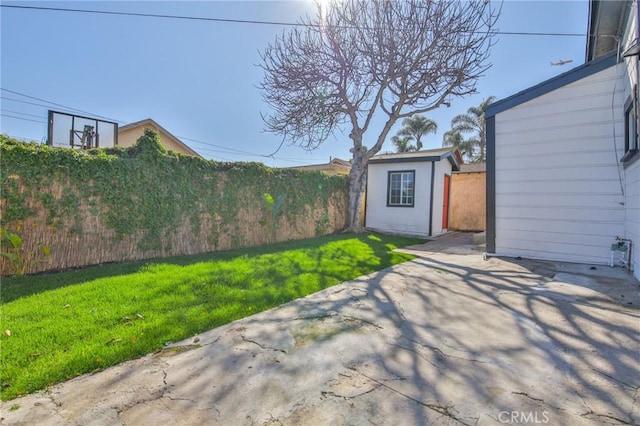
[0,132,349,276]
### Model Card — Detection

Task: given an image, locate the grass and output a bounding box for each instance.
[0,233,423,401]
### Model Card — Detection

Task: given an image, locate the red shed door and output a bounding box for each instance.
[442,174,450,230]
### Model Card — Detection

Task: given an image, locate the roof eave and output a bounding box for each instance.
[369,149,461,171]
[586,0,630,61]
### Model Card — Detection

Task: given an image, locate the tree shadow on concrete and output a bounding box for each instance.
[7,245,638,425]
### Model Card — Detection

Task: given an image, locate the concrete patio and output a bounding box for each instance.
[2,233,638,425]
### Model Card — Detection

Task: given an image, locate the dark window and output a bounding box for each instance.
[623,90,639,162]
[387,170,415,207]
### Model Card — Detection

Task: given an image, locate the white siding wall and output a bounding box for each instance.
[366,162,432,236]
[494,64,626,264]
[626,160,640,277]
[622,6,640,280]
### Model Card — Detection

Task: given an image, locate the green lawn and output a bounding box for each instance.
[0,233,422,401]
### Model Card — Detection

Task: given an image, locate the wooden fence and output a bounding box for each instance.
[450,170,486,232]
[0,138,349,276]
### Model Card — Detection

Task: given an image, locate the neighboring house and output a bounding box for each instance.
[450,163,486,232]
[486,0,639,279]
[365,148,462,237]
[118,118,202,158]
[287,157,352,175]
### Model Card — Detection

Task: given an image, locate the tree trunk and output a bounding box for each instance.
[346,154,368,232]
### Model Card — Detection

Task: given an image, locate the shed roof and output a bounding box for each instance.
[368,147,462,171]
[286,157,352,174]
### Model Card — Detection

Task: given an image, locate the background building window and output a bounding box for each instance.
[387,171,415,207]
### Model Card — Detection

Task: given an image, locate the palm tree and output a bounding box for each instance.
[450,96,495,162]
[397,115,438,150]
[442,130,474,163]
[391,135,417,153]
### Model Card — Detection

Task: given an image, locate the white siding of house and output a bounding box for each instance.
[625,160,640,277]
[494,64,626,264]
[366,162,432,236]
[622,7,640,280]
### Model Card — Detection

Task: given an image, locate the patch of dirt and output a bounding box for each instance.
[290,315,367,348]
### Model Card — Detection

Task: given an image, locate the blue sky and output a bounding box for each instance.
[1,1,588,167]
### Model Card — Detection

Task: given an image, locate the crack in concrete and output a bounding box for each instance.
[390,297,408,321]
[292,314,337,321]
[580,410,634,425]
[399,336,487,364]
[632,387,640,420]
[240,335,288,354]
[320,385,380,400]
[511,391,565,411]
[200,327,237,347]
[348,288,368,298]
[264,412,284,425]
[347,367,471,426]
[164,396,194,403]
[43,392,62,408]
[511,391,544,402]
[341,315,383,329]
[291,313,382,329]
[589,367,638,390]
[153,344,201,357]
[115,369,169,418]
[389,342,441,370]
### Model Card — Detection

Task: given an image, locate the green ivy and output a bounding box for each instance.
[0,132,348,255]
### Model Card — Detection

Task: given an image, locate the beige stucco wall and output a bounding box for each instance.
[118,125,196,156]
[450,171,485,231]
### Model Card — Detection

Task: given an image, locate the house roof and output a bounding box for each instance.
[286,157,352,173]
[485,51,619,119]
[586,0,630,61]
[368,148,462,171]
[118,118,202,158]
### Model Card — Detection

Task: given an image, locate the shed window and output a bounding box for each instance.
[623,91,639,162]
[387,171,415,207]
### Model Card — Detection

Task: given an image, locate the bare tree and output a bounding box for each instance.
[259,0,499,231]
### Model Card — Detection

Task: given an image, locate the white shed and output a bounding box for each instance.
[365,148,462,237]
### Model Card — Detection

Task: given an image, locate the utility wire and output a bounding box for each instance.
[0,4,586,37]
[1,102,314,164]
[1,114,47,124]
[2,96,86,112]
[1,89,274,159]
[1,88,124,123]
[178,135,269,157]
[0,109,47,119]
[0,4,303,27]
